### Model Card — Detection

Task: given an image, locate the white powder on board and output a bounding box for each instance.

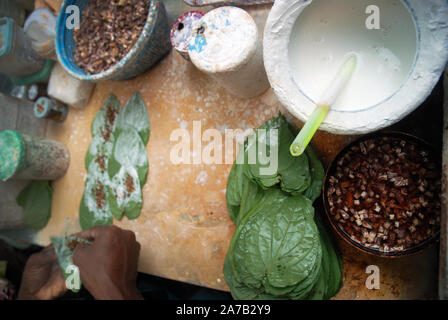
[195,170,208,185]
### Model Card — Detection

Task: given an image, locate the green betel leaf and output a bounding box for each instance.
[227,189,322,299]
[254,195,319,287]
[85,136,113,171]
[91,94,121,137]
[17,181,52,230]
[223,254,278,300]
[114,92,150,145]
[81,92,150,228]
[224,114,341,300]
[108,126,149,187]
[106,126,148,221]
[85,94,121,170]
[107,163,143,220]
[315,215,343,299]
[243,114,311,194]
[225,163,242,223]
[226,143,252,223]
[303,147,325,203]
[286,250,322,299]
[276,119,311,194]
[236,177,265,225]
[243,118,281,190]
[79,161,113,230]
[304,266,326,300]
[226,150,245,208]
[229,189,285,283]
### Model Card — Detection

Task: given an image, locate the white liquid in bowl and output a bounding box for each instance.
[289,0,418,111]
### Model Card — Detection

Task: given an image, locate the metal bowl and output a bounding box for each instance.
[323,131,441,258]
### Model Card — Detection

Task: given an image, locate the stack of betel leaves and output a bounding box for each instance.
[79,92,150,230]
[225,114,343,300]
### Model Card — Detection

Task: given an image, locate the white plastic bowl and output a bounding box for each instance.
[264,0,448,135]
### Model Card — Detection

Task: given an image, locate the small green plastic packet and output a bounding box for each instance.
[51,235,91,293]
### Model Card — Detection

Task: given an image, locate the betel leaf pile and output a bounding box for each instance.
[225,114,342,300]
[79,93,150,230]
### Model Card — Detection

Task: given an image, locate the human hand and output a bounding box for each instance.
[18,245,67,300]
[73,225,142,300]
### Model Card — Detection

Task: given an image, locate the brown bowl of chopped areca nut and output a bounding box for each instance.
[323,132,441,258]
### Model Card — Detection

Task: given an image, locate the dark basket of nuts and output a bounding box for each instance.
[323,132,441,258]
[55,0,171,82]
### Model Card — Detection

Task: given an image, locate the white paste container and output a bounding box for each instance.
[264,0,448,134]
[47,63,95,109]
[188,6,270,99]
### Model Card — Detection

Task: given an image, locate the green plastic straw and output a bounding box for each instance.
[290,54,358,157]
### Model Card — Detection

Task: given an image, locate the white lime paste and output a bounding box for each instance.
[87,135,114,164]
[289,0,417,110]
[109,160,141,210]
[84,160,112,220]
[264,0,448,134]
[113,127,148,169]
[84,129,145,220]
